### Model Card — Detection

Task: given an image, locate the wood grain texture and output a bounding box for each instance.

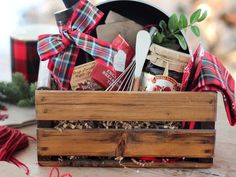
[35,91,217,121]
[38,129,215,158]
[38,158,213,168]
[17,94,236,175]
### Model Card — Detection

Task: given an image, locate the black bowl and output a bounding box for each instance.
[97,0,169,26]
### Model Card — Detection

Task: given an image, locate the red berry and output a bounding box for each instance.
[153,85,161,91]
[163,87,171,91]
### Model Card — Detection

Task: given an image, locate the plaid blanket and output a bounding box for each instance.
[37,0,116,89]
[182,46,236,126]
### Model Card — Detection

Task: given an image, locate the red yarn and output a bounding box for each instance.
[0,104,8,121]
[0,126,34,175]
[49,167,73,177]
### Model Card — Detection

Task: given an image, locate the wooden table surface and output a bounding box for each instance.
[13,94,236,177]
[0,1,235,176]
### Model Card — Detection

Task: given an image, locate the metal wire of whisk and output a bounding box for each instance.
[105,60,136,91]
[105,27,157,92]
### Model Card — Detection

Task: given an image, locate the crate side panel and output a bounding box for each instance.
[38,129,215,158]
[36,91,217,122]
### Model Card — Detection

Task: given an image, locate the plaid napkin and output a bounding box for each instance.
[182,46,236,126]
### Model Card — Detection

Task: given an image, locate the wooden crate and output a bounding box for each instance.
[36,91,217,168]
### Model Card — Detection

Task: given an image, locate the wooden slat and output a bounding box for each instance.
[36,91,217,121]
[38,129,215,158]
[38,158,213,168]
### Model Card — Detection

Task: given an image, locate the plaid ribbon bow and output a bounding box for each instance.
[37,0,116,89]
[182,46,236,126]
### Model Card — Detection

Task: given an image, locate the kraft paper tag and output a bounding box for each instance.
[96,20,143,48]
[113,50,127,72]
[105,11,129,24]
[70,61,102,91]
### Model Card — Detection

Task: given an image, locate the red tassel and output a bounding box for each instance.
[0,126,34,175]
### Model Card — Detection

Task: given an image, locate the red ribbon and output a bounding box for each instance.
[37,0,117,90]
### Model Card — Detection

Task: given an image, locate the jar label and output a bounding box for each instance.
[141,72,181,92]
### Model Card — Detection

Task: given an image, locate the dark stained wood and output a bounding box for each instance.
[38,129,215,158]
[36,91,217,122]
[37,121,53,128]
[38,158,213,168]
[198,122,216,164]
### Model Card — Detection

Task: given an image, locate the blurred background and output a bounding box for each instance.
[1,0,236,81]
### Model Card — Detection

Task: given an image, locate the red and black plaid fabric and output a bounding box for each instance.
[37,0,117,90]
[11,38,39,83]
[182,46,236,126]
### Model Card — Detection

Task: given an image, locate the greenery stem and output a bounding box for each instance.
[166,24,191,39]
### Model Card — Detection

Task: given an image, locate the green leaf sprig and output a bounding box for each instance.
[153,9,208,50]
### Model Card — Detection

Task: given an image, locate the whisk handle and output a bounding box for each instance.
[132,78,140,91]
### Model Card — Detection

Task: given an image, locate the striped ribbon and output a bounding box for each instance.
[37,0,116,89]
